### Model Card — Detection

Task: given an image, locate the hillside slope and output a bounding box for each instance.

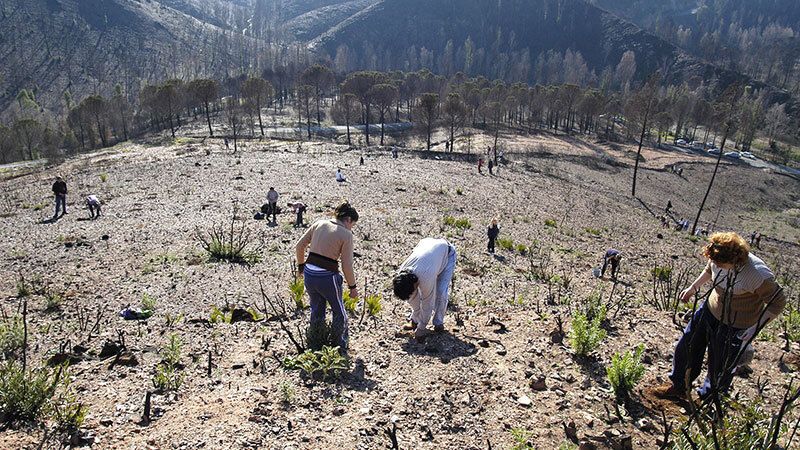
[591,0,800,32]
[1,0,796,120]
[283,0,377,41]
[590,0,800,98]
[0,0,254,117]
[0,128,798,448]
[311,0,774,91]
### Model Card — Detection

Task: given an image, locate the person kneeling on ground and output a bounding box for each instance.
[335,168,347,183]
[601,249,622,280]
[392,238,457,340]
[295,202,359,354]
[86,195,101,219]
[651,232,785,401]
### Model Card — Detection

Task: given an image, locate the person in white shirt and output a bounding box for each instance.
[335,168,347,183]
[392,238,457,339]
[86,195,101,219]
[266,187,279,223]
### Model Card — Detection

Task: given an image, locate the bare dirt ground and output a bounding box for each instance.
[0,128,798,449]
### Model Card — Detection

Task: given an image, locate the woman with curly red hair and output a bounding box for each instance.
[652,232,786,400]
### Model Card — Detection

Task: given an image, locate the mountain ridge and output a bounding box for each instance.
[0,0,796,119]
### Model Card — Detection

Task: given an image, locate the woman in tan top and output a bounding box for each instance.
[295,202,359,353]
[652,232,785,400]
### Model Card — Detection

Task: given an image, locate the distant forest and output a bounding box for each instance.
[0,0,798,165]
[593,0,800,91]
[1,63,794,170]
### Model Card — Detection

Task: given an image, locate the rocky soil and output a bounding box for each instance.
[0,129,798,449]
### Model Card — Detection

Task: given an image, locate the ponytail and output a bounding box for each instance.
[334,202,359,222]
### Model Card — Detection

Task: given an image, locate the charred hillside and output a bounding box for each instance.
[1,0,797,122]
[0,0,288,118]
[312,0,757,90]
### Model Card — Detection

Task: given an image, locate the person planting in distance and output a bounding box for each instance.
[487,218,500,253]
[52,175,68,218]
[601,248,622,280]
[295,202,360,354]
[266,187,279,223]
[289,201,307,228]
[651,232,785,401]
[86,194,101,219]
[392,238,457,340]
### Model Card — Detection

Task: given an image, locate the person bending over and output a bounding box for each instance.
[392,238,457,340]
[295,203,359,354]
[86,195,101,219]
[601,249,622,280]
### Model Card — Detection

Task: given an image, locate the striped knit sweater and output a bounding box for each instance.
[706,254,786,328]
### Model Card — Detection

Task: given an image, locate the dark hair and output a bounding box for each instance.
[392,270,418,300]
[334,202,359,222]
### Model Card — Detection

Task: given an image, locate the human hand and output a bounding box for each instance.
[679,287,696,303]
[737,326,757,344]
[349,287,359,300]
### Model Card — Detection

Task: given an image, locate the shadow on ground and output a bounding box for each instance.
[400,331,478,363]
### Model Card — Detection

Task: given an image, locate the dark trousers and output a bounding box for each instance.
[488,238,496,253]
[268,202,277,222]
[89,203,101,218]
[295,211,303,227]
[304,268,348,351]
[601,258,618,278]
[669,302,745,397]
[54,194,66,217]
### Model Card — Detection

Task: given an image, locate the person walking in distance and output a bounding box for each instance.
[295,203,360,354]
[487,219,500,253]
[52,176,68,219]
[267,187,279,224]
